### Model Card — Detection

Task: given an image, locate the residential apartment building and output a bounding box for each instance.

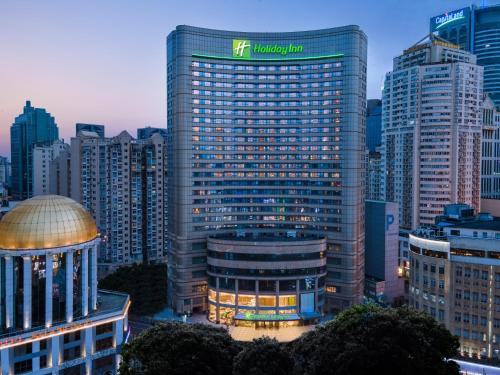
[481,96,500,200]
[32,140,69,196]
[70,131,168,267]
[382,35,483,229]
[366,149,382,201]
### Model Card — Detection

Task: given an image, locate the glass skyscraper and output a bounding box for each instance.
[10,101,59,200]
[166,26,367,315]
[366,99,382,152]
[431,5,500,106]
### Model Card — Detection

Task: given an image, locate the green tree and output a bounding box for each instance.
[291,303,459,375]
[119,322,240,375]
[98,263,167,315]
[233,337,293,375]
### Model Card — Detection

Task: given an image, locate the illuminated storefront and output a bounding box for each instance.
[0,195,130,375]
[207,234,326,325]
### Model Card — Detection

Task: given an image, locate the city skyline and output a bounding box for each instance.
[0,0,489,156]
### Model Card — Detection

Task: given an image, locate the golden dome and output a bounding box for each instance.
[0,195,98,250]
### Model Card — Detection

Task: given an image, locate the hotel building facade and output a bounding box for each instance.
[166,26,367,318]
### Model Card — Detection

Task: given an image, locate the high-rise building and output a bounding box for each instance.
[409,204,500,359]
[75,123,105,138]
[167,25,367,316]
[364,200,404,303]
[430,5,500,106]
[366,99,382,152]
[366,149,382,201]
[32,140,69,196]
[70,131,167,267]
[49,148,71,197]
[0,156,10,187]
[0,195,130,374]
[481,96,500,200]
[137,126,167,140]
[381,35,482,229]
[10,101,59,200]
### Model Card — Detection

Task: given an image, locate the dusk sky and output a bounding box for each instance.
[0,0,491,156]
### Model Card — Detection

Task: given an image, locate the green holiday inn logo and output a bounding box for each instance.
[232,39,303,59]
[233,39,251,58]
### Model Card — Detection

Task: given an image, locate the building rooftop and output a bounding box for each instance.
[450,217,500,231]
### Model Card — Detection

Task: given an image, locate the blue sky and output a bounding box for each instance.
[0,0,492,155]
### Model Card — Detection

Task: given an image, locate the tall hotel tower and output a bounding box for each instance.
[167,26,367,317]
[382,35,483,229]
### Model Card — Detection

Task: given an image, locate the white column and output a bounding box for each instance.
[114,319,124,370]
[66,250,73,323]
[1,348,10,375]
[4,256,13,329]
[45,255,53,327]
[91,245,97,310]
[82,248,89,317]
[32,341,40,371]
[84,327,94,375]
[23,256,32,329]
[114,319,124,347]
[51,336,60,370]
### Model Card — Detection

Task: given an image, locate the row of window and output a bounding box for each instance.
[192,71,342,79]
[193,98,341,107]
[192,61,342,70]
[192,89,341,97]
[192,118,341,125]
[193,108,340,115]
[192,80,343,88]
[192,171,340,178]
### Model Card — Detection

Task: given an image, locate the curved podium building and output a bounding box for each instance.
[167,25,367,319]
[0,195,130,375]
[207,234,327,325]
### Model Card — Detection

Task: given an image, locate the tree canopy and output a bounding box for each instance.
[98,263,167,315]
[119,322,240,375]
[233,337,294,375]
[291,303,460,375]
[119,304,460,375]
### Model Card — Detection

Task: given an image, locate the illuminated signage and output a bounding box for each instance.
[236,312,301,321]
[233,39,304,59]
[431,8,469,31]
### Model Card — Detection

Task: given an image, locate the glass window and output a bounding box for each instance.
[279,295,296,307]
[238,294,256,307]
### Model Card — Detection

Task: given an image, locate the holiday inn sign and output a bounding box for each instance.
[232,39,304,58]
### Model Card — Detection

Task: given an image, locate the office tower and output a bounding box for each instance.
[167,25,367,316]
[0,156,10,187]
[364,200,404,303]
[366,99,382,152]
[137,126,167,140]
[409,204,500,359]
[481,96,500,200]
[75,123,105,138]
[431,5,500,106]
[381,35,482,230]
[366,149,382,201]
[70,131,167,267]
[32,140,69,196]
[10,101,59,200]
[0,195,129,374]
